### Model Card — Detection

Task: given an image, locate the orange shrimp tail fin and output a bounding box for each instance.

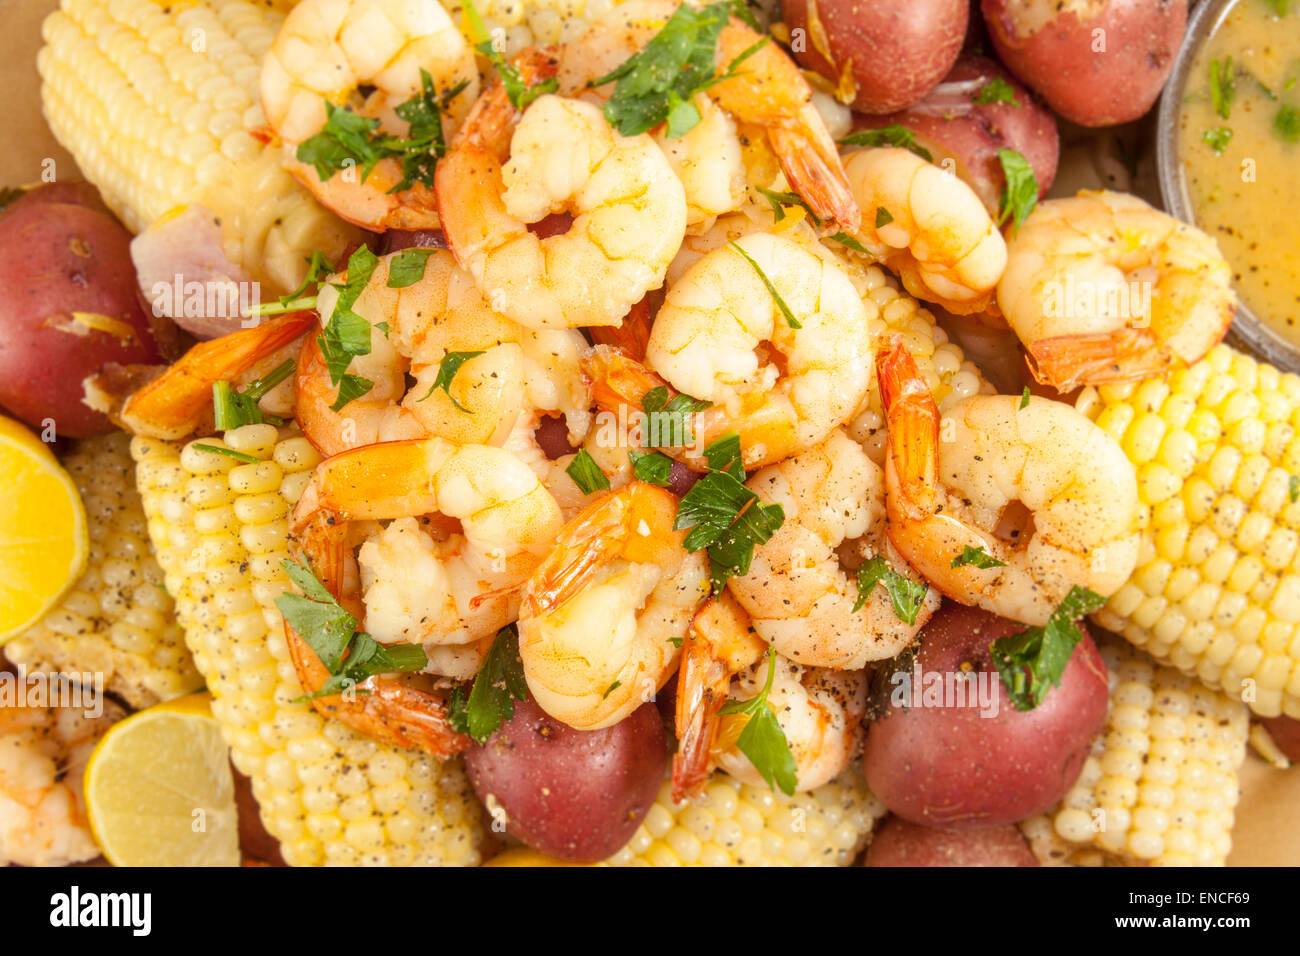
[768,127,860,234]
[587,295,655,362]
[581,344,672,413]
[121,311,316,440]
[1028,328,1177,393]
[876,340,941,519]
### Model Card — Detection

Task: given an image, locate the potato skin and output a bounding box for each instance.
[3,181,112,217]
[0,195,161,436]
[863,602,1108,828]
[464,697,667,862]
[864,816,1039,866]
[851,55,1058,215]
[981,0,1187,127]
[1260,716,1300,762]
[782,0,967,114]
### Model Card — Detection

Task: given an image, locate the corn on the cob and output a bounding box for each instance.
[606,769,884,866]
[38,0,358,296]
[6,432,200,709]
[131,424,485,866]
[1078,345,1300,721]
[1021,640,1248,867]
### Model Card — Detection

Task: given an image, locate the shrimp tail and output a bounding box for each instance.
[1028,328,1174,393]
[587,295,656,362]
[768,127,860,233]
[876,340,940,521]
[581,344,673,414]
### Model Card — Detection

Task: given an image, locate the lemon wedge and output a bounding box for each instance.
[0,415,87,642]
[84,691,241,866]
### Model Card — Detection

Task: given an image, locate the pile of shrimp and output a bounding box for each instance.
[121,0,1236,808]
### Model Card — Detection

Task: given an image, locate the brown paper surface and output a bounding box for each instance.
[5,0,1297,866]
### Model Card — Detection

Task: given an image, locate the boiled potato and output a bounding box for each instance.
[981,0,1187,126]
[1260,716,1300,762]
[864,816,1039,866]
[783,0,967,113]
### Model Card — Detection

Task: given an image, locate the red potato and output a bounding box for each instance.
[0,189,162,436]
[863,602,1108,828]
[981,0,1188,127]
[3,181,112,217]
[1260,716,1300,762]
[464,697,667,862]
[782,0,968,113]
[864,816,1039,866]
[851,54,1059,215]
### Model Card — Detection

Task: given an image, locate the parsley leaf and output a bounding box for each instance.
[1290,474,1299,502]
[1020,386,1032,409]
[1203,126,1234,153]
[972,76,1020,107]
[996,148,1039,233]
[838,124,933,162]
[852,555,927,624]
[446,625,528,744]
[464,0,558,110]
[386,248,436,288]
[566,448,611,494]
[602,681,622,700]
[1276,104,1300,143]
[642,387,711,448]
[417,350,485,412]
[317,245,380,408]
[717,647,798,795]
[629,449,675,486]
[729,241,801,329]
[675,463,784,594]
[328,373,375,413]
[702,431,744,476]
[951,545,1007,569]
[875,206,894,228]
[1210,57,1236,120]
[191,443,260,464]
[212,359,295,430]
[829,232,867,253]
[756,187,821,225]
[991,586,1106,711]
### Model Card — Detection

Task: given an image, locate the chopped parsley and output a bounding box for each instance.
[629,449,675,486]
[386,248,436,288]
[247,250,333,316]
[838,124,933,163]
[417,350,486,412]
[996,148,1038,233]
[1266,0,1290,14]
[875,206,894,229]
[852,555,927,624]
[594,0,766,138]
[950,545,1007,569]
[212,359,295,430]
[464,0,558,110]
[1202,126,1234,153]
[566,448,611,494]
[1290,474,1299,502]
[756,187,820,225]
[276,558,427,698]
[718,646,797,795]
[191,443,260,464]
[316,245,381,411]
[728,241,800,329]
[602,681,622,700]
[1020,386,1032,409]
[642,386,711,449]
[447,625,528,744]
[1276,103,1300,143]
[1209,57,1236,120]
[829,232,868,253]
[991,586,1106,711]
[702,431,744,476]
[972,76,1019,107]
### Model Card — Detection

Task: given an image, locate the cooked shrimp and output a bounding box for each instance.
[502,409,636,520]
[997,190,1236,392]
[436,51,688,329]
[297,248,591,456]
[0,696,124,866]
[843,147,1007,315]
[121,311,316,440]
[260,0,479,230]
[726,429,938,669]
[517,482,710,730]
[877,340,1141,626]
[625,232,871,470]
[289,437,564,754]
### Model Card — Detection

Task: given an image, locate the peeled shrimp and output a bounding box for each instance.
[288,437,563,754]
[517,483,709,730]
[844,147,1007,315]
[877,340,1141,626]
[726,429,938,669]
[997,190,1235,392]
[260,0,479,230]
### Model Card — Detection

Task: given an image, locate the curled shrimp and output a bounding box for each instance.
[588,231,871,471]
[288,437,564,755]
[726,429,939,668]
[0,694,125,866]
[997,190,1236,392]
[843,147,1007,315]
[877,340,1141,626]
[120,311,315,440]
[435,49,688,330]
[517,482,710,730]
[259,0,479,230]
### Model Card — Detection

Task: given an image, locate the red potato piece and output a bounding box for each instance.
[782,0,968,114]
[0,197,162,437]
[864,816,1039,866]
[2,181,112,217]
[464,697,667,862]
[863,602,1109,828]
[1259,716,1300,762]
[981,0,1188,127]
[851,54,1059,215]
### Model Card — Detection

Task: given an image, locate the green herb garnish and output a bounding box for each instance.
[642,387,711,449]
[875,206,894,229]
[852,555,928,624]
[996,148,1039,232]
[386,248,436,288]
[417,350,486,412]
[316,245,380,410]
[629,450,675,486]
[191,443,260,464]
[1020,386,1032,409]
[464,0,558,110]
[951,545,1007,569]
[212,359,295,430]
[728,241,800,329]
[829,232,868,253]
[756,186,820,225]
[1276,103,1300,143]
[1289,474,1299,502]
[1210,57,1236,120]
[566,448,611,494]
[972,76,1019,107]
[1203,126,1234,153]
[447,625,528,744]
[717,646,797,795]
[991,586,1106,711]
[602,681,622,700]
[838,124,933,162]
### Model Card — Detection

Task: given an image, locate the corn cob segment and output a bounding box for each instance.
[6,432,200,709]
[607,769,885,866]
[1023,640,1248,867]
[1078,345,1300,720]
[38,0,358,297]
[132,424,485,866]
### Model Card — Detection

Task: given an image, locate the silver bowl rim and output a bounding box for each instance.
[1156,0,1300,373]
